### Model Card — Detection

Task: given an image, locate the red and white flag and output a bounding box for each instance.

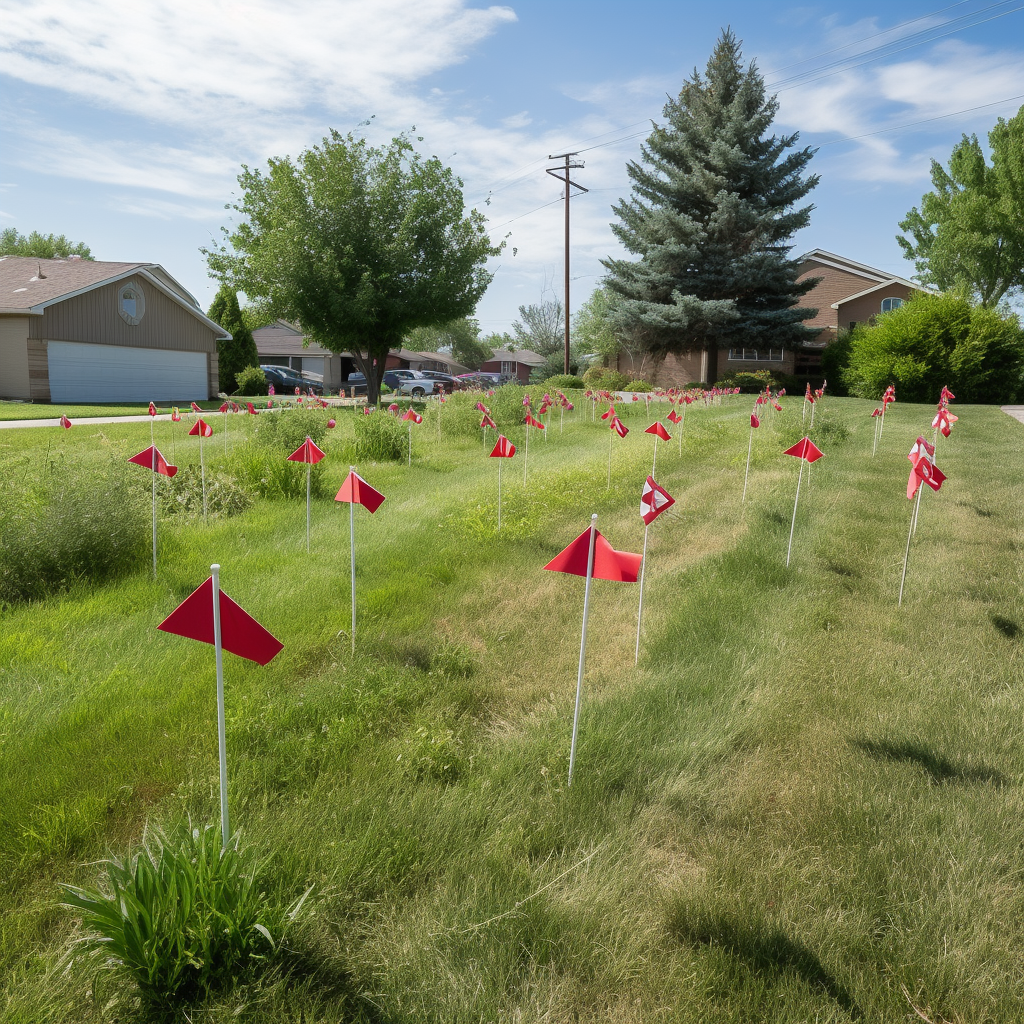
[490,435,516,458]
[219,402,229,413]
[171,408,181,422]
[335,470,386,513]
[644,421,671,441]
[932,408,958,437]
[188,418,213,437]
[148,402,157,417]
[59,414,72,429]
[128,445,178,478]
[525,413,545,430]
[286,437,326,465]
[907,437,946,498]
[543,526,642,582]
[158,577,283,665]
[191,402,203,413]
[640,476,675,525]
[601,405,616,420]
[783,437,824,463]
[402,408,423,424]
[480,413,497,429]
[610,416,629,438]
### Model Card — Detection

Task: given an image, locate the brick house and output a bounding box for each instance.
[480,349,546,383]
[615,249,924,386]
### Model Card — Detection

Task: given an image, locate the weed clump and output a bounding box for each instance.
[354,409,407,461]
[233,407,331,498]
[60,824,308,1009]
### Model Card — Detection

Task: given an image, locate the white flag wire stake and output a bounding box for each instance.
[349,465,357,653]
[634,522,650,666]
[524,420,530,485]
[211,563,230,849]
[742,421,754,503]
[199,430,208,521]
[151,446,158,576]
[607,430,613,489]
[786,457,805,567]
[408,423,413,466]
[497,457,502,532]
[305,460,311,552]
[568,514,598,787]
[899,484,924,606]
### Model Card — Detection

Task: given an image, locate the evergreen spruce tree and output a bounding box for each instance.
[604,30,819,382]
[207,285,259,393]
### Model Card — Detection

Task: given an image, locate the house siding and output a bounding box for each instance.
[838,282,917,329]
[0,316,31,400]
[796,260,885,341]
[28,275,220,396]
[28,338,50,402]
[618,349,706,387]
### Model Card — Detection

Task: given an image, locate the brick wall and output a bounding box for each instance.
[797,260,885,332]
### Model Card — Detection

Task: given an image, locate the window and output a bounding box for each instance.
[727,348,784,362]
[880,297,904,313]
[501,361,514,374]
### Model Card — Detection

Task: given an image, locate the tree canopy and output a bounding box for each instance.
[898,105,1024,308]
[205,131,500,404]
[206,285,260,393]
[0,229,92,260]
[603,29,818,382]
[405,318,491,369]
[512,299,563,356]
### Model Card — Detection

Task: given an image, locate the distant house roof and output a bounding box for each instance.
[487,349,547,366]
[252,320,338,358]
[412,351,471,375]
[796,249,922,291]
[0,256,228,336]
[830,279,925,308]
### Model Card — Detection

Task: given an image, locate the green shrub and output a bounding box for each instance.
[355,409,407,461]
[582,366,629,391]
[844,291,1024,402]
[541,374,586,390]
[60,824,308,1008]
[234,365,268,396]
[624,378,653,392]
[819,331,852,396]
[232,407,331,499]
[0,456,149,604]
[717,369,777,392]
[160,466,252,518]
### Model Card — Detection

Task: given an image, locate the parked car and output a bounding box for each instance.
[345,373,368,396]
[457,371,507,388]
[347,369,437,398]
[417,370,467,390]
[260,365,324,395]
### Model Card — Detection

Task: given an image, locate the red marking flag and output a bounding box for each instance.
[667,409,682,424]
[335,470,386,513]
[640,476,675,525]
[402,408,422,424]
[171,408,181,422]
[246,402,258,415]
[525,413,545,430]
[907,437,946,499]
[610,416,629,438]
[490,435,516,458]
[475,401,490,414]
[601,405,616,420]
[543,526,642,582]
[128,445,177,478]
[189,418,213,437]
[148,402,157,417]
[191,402,203,413]
[480,413,497,429]
[783,437,824,463]
[750,412,760,428]
[59,414,72,429]
[157,577,283,665]
[286,437,326,465]
[645,421,671,441]
[219,402,229,413]
[932,408,958,437]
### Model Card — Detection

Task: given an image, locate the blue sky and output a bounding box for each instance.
[2,0,1022,333]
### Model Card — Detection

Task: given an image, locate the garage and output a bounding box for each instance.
[47,340,208,403]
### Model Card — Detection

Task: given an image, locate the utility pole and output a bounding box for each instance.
[546,152,588,374]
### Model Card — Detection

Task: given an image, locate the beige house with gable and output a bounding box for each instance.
[0,256,227,402]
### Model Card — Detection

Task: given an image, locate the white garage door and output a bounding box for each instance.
[47,340,208,403]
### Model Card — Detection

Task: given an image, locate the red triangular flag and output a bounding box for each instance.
[525,413,545,430]
[148,402,157,417]
[128,445,178,478]
[59,414,72,429]
[219,402,229,413]
[246,402,258,415]
[667,409,682,424]
[171,407,181,422]
[610,416,629,438]
[490,435,516,458]
[543,526,642,582]
[644,421,670,441]
[402,408,422,424]
[188,418,213,437]
[750,412,760,428]
[641,476,675,525]
[157,577,283,665]
[191,402,203,413]
[475,401,490,414]
[480,413,497,429]
[601,406,616,420]
[286,436,326,465]
[783,437,823,463]
[335,470,386,513]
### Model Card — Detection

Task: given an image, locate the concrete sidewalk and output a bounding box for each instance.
[1002,406,1024,424]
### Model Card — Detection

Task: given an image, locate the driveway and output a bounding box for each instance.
[1002,406,1024,425]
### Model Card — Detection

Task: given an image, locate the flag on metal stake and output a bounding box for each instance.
[489,435,516,530]
[286,436,327,552]
[782,437,824,566]
[188,418,213,520]
[636,476,675,664]
[335,469,386,652]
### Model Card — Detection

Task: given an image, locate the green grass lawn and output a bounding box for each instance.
[2,394,1023,1022]
[0,400,229,420]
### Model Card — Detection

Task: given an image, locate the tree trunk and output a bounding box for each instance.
[349,348,388,407]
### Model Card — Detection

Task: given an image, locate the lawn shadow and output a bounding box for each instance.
[852,738,1007,788]
[670,913,862,1018]
[990,613,1020,640]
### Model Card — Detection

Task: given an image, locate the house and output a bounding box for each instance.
[480,349,547,383]
[0,256,228,403]
[252,320,354,391]
[615,249,924,386]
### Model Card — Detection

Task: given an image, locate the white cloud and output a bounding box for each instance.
[501,111,532,129]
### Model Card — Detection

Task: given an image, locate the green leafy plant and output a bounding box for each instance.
[233,408,332,498]
[542,374,586,390]
[160,466,252,518]
[234,365,268,396]
[624,378,653,392]
[355,409,407,461]
[717,369,777,392]
[582,366,629,391]
[59,824,309,1008]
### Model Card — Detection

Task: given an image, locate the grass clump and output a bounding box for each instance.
[354,409,408,461]
[233,407,332,498]
[59,824,308,1010]
[0,454,149,604]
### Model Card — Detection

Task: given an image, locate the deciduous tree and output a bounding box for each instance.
[0,229,92,259]
[205,131,499,405]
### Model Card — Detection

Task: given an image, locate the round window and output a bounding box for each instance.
[118,282,146,325]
